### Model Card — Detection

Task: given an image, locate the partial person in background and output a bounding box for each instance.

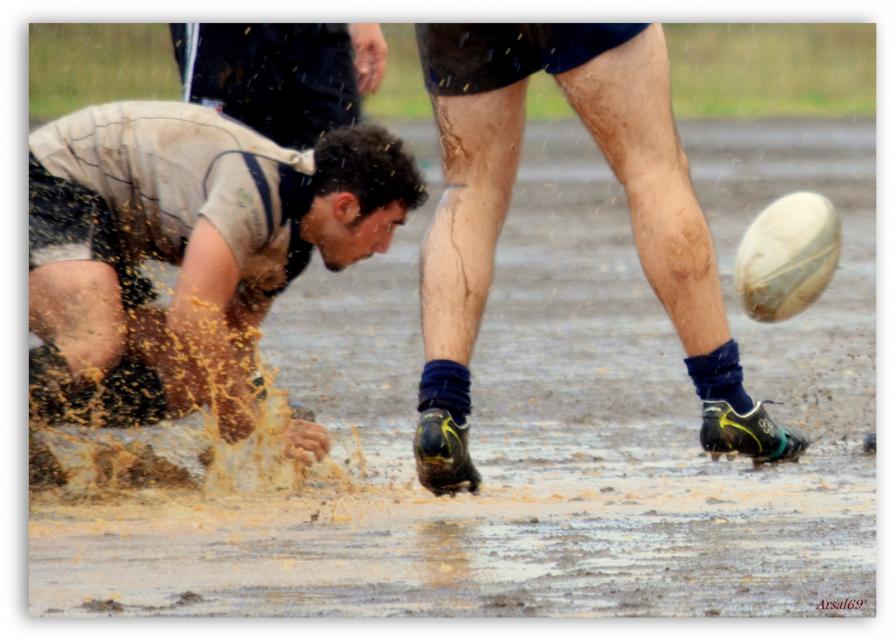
[410,24,810,496]
[170,23,387,149]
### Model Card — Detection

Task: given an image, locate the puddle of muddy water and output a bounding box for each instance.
[29,441,876,617]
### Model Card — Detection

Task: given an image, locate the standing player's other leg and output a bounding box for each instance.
[555,24,808,465]
[414,80,529,495]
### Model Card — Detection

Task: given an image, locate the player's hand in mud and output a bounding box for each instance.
[284,419,331,465]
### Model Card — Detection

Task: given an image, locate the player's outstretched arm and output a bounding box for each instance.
[225,286,273,375]
[167,217,257,443]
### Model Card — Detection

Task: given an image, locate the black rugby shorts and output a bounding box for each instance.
[416,23,650,95]
[171,23,361,150]
[29,154,157,308]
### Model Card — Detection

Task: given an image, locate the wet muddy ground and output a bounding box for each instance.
[28,119,876,617]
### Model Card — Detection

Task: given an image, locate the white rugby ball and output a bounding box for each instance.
[734,192,841,322]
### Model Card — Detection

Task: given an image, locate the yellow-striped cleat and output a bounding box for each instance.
[414,408,481,496]
[700,400,810,466]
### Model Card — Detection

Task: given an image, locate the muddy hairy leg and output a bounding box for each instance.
[556,24,731,357]
[421,80,528,365]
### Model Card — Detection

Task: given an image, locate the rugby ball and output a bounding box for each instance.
[734,192,841,322]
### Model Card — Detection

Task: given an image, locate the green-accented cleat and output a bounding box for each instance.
[700,400,810,466]
[414,408,481,496]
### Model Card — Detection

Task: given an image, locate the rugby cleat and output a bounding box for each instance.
[863,432,876,454]
[700,400,810,466]
[414,408,481,496]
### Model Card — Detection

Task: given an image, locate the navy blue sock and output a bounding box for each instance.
[418,359,471,423]
[684,339,755,414]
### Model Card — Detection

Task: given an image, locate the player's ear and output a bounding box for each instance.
[332,192,361,224]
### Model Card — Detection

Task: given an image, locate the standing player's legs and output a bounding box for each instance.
[413,80,529,494]
[555,24,808,464]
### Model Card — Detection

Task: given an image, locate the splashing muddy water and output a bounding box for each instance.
[29,119,876,617]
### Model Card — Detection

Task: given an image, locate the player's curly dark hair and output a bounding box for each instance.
[313,123,428,216]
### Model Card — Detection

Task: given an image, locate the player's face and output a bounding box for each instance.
[320,201,407,272]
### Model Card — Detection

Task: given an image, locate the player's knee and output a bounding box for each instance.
[70,268,127,375]
[43,298,127,377]
[62,320,127,378]
[669,145,691,176]
[656,216,714,284]
[617,143,689,190]
[62,330,126,379]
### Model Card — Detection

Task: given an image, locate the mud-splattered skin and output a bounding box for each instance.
[30,119,875,617]
[419,84,525,365]
[555,27,730,357]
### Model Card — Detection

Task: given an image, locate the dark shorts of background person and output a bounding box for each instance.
[416,23,650,96]
[28,154,156,309]
[170,23,361,150]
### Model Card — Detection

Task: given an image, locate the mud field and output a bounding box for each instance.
[28,119,876,617]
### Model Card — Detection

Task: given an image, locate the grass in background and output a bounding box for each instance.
[29,24,181,119]
[29,23,875,123]
[665,23,875,117]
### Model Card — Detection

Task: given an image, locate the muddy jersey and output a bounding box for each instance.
[28,101,317,296]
